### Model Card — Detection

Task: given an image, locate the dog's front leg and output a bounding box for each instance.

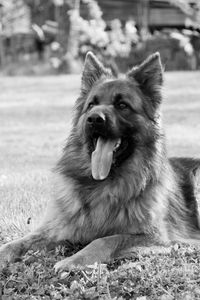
[0,226,58,269]
[54,233,165,272]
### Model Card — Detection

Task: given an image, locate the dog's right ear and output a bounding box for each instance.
[81,52,112,96]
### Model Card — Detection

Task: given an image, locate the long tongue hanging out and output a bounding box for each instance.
[91,137,120,180]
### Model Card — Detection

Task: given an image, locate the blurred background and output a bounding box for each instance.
[1,3,200,298]
[0,0,200,75]
[1,0,200,241]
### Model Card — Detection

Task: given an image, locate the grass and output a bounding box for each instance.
[0,72,200,299]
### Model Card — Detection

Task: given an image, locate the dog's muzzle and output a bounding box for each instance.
[85,111,121,181]
[86,112,106,131]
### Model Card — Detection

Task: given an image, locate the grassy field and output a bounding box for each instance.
[1,72,200,299]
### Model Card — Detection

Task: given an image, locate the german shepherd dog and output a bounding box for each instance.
[1,52,200,273]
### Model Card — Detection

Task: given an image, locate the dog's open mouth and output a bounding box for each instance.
[91,136,127,180]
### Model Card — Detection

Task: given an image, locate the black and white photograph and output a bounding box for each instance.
[1,0,200,299]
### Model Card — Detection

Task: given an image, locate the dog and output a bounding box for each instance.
[0,52,200,273]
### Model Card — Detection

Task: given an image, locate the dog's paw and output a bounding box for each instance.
[0,243,15,270]
[0,240,24,270]
[54,254,85,273]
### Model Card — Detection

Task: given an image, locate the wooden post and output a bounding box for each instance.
[138,0,150,39]
[54,0,71,52]
[67,0,80,56]
[54,4,61,44]
[0,3,5,66]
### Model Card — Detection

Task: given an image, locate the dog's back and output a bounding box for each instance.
[170,157,200,229]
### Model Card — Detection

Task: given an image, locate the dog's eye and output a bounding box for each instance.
[88,96,99,109]
[88,102,95,109]
[117,102,129,110]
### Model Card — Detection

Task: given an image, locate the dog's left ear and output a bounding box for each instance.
[81,52,112,96]
[127,52,163,108]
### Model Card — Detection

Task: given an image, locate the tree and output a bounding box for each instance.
[1,0,31,35]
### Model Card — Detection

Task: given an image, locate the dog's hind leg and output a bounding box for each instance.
[54,233,167,273]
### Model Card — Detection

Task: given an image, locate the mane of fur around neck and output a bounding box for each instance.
[55,118,166,205]
[52,131,170,244]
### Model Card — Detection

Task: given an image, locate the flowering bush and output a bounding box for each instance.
[51,0,196,73]
[68,0,139,59]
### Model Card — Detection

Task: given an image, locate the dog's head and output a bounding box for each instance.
[74,52,163,181]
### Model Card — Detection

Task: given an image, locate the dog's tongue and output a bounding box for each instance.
[91,137,118,180]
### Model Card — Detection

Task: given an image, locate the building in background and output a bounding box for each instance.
[95,0,200,32]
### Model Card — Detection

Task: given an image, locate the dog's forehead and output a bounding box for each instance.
[91,79,142,107]
[96,79,136,94]
[95,79,136,94]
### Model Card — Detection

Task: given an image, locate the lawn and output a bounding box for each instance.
[0,72,200,299]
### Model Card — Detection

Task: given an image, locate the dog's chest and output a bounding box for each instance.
[55,176,152,243]
[70,189,151,243]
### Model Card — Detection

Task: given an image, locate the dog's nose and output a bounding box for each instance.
[87,113,106,126]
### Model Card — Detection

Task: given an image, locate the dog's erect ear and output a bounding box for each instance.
[127,52,163,108]
[81,52,112,96]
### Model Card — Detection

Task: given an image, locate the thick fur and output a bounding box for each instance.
[0,52,200,273]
